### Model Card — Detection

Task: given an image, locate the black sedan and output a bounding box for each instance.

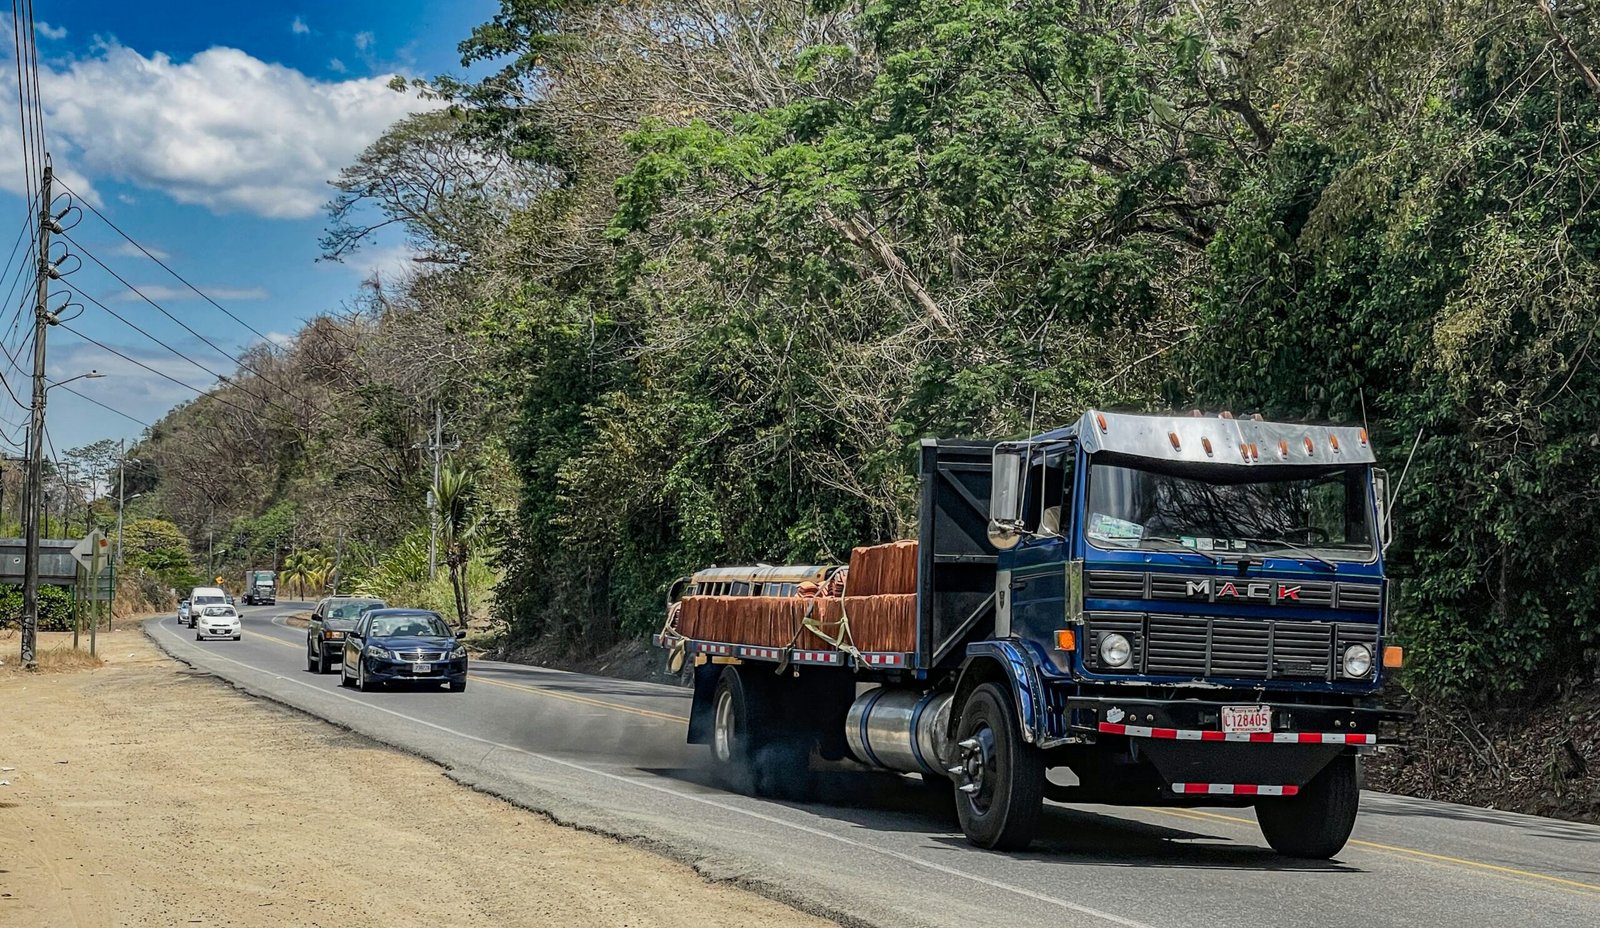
[340,608,468,692]
[306,596,386,673]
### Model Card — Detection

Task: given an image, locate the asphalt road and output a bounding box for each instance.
[147,605,1600,928]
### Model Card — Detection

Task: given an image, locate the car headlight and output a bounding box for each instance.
[1099,633,1133,668]
[367,646,392,660]
[1342,644,1373,678]
[450,645,467,659]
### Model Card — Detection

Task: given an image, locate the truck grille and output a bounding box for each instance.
[1084,615,1380,681]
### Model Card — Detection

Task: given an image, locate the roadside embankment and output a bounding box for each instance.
[0,634,833,928]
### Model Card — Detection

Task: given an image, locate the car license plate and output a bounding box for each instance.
[1222,705,1272,733]
[412,663,432,674]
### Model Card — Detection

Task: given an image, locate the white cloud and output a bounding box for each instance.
[112,241,168,261]
[115,284,268,302]
[2,41,440,219]
[354,31,375,52]
[35,22,67,40]
[341,241,419,285]
[291,16,310,35]
[328,58,347,73]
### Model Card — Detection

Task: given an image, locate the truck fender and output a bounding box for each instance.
[687,661,722,745]
[947,641,1044,745]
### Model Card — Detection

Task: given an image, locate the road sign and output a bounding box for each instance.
[71,530,111,574]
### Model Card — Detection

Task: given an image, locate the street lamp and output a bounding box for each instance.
[46,369,106,391]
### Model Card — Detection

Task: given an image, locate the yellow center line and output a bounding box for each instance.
[1143,806,1600,896]
[216,622,688,724]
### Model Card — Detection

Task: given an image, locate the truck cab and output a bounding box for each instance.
[950,410,1402,854]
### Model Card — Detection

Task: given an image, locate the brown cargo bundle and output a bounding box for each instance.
[678,595,848,650]
[845,540,918,597]
[842,594,916,652]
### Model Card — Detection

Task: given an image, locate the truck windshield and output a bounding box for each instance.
[1085,460,1375,562]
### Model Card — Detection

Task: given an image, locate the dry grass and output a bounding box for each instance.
[0,631,108,676]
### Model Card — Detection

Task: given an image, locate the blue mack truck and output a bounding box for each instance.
[662,410,1407,858]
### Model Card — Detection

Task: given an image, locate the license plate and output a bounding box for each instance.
[1222,705,1272,733]
[412,663,432,674]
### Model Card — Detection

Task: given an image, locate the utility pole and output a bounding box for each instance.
[428,403,442,580]
[20,162,53,671]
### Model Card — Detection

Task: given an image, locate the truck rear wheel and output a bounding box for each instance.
[1256,755,1360,859]
[953,682,1045,851]
[708,666,811,800]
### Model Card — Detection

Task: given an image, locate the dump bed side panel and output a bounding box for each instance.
[917,439,1000,670]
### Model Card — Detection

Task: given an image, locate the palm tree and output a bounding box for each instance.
[281,550,324,600]
[434,459,484,628]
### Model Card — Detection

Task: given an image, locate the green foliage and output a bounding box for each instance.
[118,518,201,592]
[0,585,77,632]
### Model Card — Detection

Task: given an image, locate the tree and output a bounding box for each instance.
[435,459,486,627]
[281,550,331,600]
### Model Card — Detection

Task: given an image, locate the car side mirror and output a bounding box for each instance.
[455,629,467,639]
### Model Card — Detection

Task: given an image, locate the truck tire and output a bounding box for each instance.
[707,666,811,800]
[1256,755,1360,859]
[953,682,1046,851]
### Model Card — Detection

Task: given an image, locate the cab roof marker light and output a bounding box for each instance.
[1278,440,1289,458]
[1238,442,1250,460]
[1201,436,1214,456]
[1095,412,1108,432]
[1303,436,1315,455]
[1359,428,1369,445]
[1249,443,1260,461]
[1330,433,1341,452]
[1219,410,1235,419]
[1169,431,1181,450]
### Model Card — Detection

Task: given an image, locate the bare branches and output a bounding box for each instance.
[1537,0,1600,96]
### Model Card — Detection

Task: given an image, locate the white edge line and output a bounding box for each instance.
[154,617,1158,928]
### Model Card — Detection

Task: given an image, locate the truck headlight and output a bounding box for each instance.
[1099,633,1133,668]
[1342,644,1373,678]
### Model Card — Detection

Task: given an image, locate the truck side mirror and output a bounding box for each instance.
[1373,468,1392,550]
[988,446,1027,550]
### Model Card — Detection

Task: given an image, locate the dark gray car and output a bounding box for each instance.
[306,596,386,673]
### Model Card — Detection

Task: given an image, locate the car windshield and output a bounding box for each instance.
[329,600,382,619]
[205,606,235,616]
[1085,460,1375,561]
[368,613,451,638]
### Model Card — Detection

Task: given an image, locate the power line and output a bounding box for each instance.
[54,178,276,345]
[57,278,315,424]
[53,321,261,419]
[54,383,151,428]
[63,233,265,376]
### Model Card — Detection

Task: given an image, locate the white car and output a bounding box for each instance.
[195,604,242,641]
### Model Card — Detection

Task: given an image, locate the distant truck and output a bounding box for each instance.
[659,410,1408,858]
[242,569,277,606]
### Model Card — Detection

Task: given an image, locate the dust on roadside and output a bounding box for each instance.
[0,633,834,928]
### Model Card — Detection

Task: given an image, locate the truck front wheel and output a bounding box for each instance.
[953,682,1045,851]
[1256,755,1360,859]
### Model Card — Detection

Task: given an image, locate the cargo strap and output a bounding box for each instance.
[775,597,863,674]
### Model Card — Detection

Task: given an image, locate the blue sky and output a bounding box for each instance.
[0,1,498,453]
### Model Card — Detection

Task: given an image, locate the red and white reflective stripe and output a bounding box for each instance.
[738,646,783,660]
[1099,722,1376,745]
[694,642,735,656]
[1171,782,1299,796]
[860,652,907,667]
[792,650,842,665]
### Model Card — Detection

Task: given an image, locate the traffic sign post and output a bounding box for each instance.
[70,531,111,655]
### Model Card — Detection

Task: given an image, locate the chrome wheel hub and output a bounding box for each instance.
[948,726,996,810]
[712,688,735,764]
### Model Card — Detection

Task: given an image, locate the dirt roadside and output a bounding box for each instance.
[0,632,833,928]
